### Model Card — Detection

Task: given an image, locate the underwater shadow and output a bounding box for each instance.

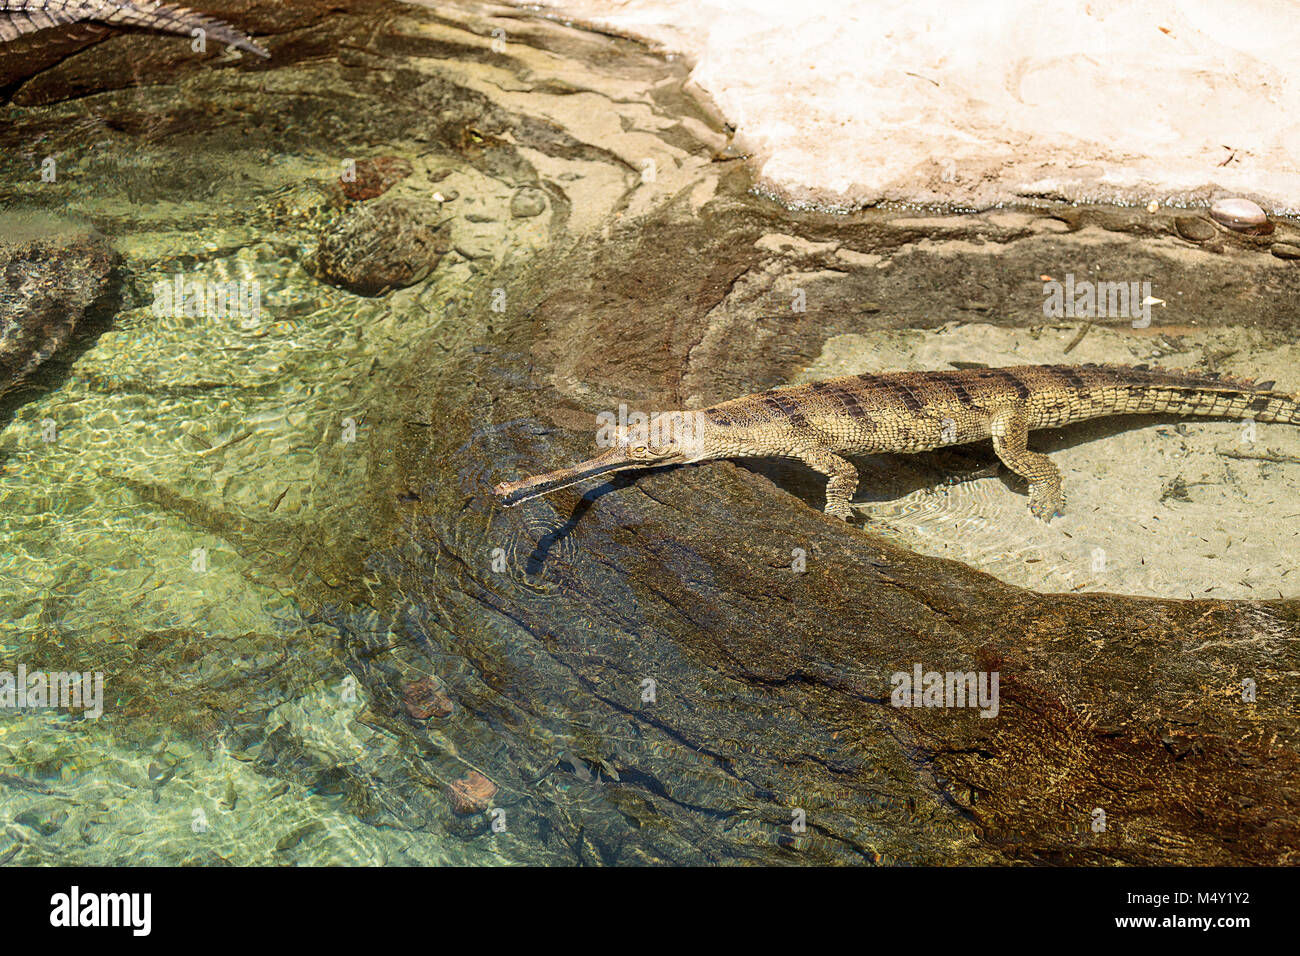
[522,472,639,573]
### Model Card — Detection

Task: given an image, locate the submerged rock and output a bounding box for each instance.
[0,214,115,396]
[446,772,497,815]
[1173,215,1216,242]
[339,156,414,202]
[401,675,454,720]
[310,199,449,296]
[509,187,548,218]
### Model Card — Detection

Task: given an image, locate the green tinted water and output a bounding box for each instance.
[0,8,581,866]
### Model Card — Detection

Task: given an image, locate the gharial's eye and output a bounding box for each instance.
[630,444,648,456]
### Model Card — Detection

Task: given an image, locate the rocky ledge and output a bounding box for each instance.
[1,214,117,399]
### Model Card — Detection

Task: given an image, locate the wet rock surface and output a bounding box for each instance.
[346,194,1300,864]
[0,214,117,397]
[0,0,1297,865]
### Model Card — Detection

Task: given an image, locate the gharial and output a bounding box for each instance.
[494,364,1299,523]
[0,1,269,58]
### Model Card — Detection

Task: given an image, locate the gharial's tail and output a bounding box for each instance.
[1066,364,1300,425]
[97,1,270,57]
[0,1,271,58]
[0,0,92,42]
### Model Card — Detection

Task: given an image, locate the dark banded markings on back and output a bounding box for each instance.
[891,383,925,413]
[947,378,977,408]
[1248,395,1272,415]
[818,382,870,418]
[704,408,733,426]
[1048,366,1092,393]
[763,393,809,427]
[983,368,1032,400]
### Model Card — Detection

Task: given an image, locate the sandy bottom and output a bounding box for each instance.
[793,323,1300,599]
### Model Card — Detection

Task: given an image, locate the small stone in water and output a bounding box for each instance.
[311,199,447,296]
[402,675,454,719]
[339,156,413,202]
[510,187,548,218]
[1174,216,1216,242]
[446,771,497,814]
[1209,198,1271,235]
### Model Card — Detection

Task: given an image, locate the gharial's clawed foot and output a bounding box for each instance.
[1028,484,1065,523]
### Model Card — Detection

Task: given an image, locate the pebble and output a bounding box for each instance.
[1174,216,1216,242]
[510,187,548,218]
[402,676,454,719]
[446,771,497,815]
[1209,198,1272,235]
[1270,243,1300,261]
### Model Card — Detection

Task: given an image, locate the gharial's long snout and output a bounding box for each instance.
[493,446,641,507]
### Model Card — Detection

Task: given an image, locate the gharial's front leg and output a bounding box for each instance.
[989,407,1065,522]
[798,448,860,520]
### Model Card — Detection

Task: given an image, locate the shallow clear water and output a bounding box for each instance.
[0,6,584,866]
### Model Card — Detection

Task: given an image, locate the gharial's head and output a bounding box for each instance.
[494,411,710,507]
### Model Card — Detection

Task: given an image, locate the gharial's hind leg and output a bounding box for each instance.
[989,408,1065,522]
[798,448,860,520]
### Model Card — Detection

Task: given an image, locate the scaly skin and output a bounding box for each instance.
[0,0,269,57]
[494,363,1300,522]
